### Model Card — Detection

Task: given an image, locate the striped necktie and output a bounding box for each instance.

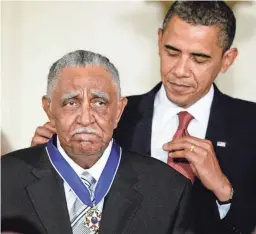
[70,172,97,234]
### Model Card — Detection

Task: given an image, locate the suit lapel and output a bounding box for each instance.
[206,84,230,160]
[195,85,233,220]
[99,151,143,234]
[26,148,72,234]
[132,83,231,157]
[129,83,162,156]
[125,82,231,158]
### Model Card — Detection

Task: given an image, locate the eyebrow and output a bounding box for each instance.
[165,44,181,52]
[61,91,80,103]
[191,52,211,59]
[164,44,212,59]
[91,90,110,101]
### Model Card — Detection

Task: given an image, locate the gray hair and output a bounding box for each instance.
[162,1,236,52]
[47,50,121,98]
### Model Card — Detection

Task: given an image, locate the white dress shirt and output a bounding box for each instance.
[57,138,113,219]
[151,84,230,219]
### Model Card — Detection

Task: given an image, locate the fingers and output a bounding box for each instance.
[43,122,56,132]
[31,122,56,146]
[167,142,207,161]
[165,136,215,168]
[165,137,230,195]
[38,122,56,138]
[169,148,204,166]
[163,136,212,155]
[31,136,51,146]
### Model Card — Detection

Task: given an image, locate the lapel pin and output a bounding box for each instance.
[217,141,226,147]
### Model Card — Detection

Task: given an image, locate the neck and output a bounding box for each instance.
[57,137,107,169]
[176,86,213,109]
[70,152,103,169]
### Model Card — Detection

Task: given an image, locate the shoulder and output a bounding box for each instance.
[124,93,148,114]
[220,93,256,124]
[2,144,46,163]
[123,83,161,116]
[1,145,46,176]
[1,145,49,214]
[121,150,191,186]
[222,93,256,112]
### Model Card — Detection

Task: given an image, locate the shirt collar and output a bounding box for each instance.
[57,137,113,183]
[154,84,214,124]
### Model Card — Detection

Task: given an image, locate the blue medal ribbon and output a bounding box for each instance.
[46,136,121,207]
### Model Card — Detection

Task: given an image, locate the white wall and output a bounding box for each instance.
[216,1,256,100]
[1,1,256,154]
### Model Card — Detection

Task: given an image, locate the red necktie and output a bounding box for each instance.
[167,111,195,182]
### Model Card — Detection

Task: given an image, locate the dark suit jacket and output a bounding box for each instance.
[114,83,256,234]
[1,144,193,234]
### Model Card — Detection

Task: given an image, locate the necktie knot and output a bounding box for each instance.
[72,172,99,233]
[168,111,195,182]
[177,111,194,131]
[81,172,96,201]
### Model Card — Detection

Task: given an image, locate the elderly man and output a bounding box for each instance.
[1,50,193,234]
[31,1,256,234]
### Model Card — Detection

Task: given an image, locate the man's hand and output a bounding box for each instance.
[31,122,56,147]
[163,136,232,202]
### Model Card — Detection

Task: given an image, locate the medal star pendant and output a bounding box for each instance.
[84,206,101,233]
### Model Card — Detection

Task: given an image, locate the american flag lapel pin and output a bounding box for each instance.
[217,141,226,147]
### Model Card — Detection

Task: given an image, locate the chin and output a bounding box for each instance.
[166,93,186,106]
[71,141,104,156]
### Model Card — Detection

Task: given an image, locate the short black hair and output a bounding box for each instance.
[162,1,236,52]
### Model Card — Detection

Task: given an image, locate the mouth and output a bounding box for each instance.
[167,81,193,93]
[72,133,99,142]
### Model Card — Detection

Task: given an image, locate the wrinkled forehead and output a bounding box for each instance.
[55,66,116,95]
[60,66,112,79]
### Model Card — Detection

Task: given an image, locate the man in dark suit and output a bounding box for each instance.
[112,2,256,233]
[29,2,256,234]
[1,50,193,234]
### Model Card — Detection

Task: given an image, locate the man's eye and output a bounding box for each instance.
[67,101,75,106]
[94,101,106,107]
[63,100,77,107]
[193,57,207,64]
[92,100,107,108]
[168,53,179,57]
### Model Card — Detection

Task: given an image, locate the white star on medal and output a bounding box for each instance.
[84,205,101,233]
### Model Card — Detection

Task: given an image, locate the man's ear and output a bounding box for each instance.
[221,48,238,73]
[114,97,128,129]
[42,95,53,121]
[158,28,163,55]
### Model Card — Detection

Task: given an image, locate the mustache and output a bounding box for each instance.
[71,127,99,136]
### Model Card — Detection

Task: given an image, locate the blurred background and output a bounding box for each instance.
[1,1,256,154]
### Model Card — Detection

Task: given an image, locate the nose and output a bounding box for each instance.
[172,57,190,78]
[77,102,93,126]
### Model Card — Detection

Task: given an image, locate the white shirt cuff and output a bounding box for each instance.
[216,200,231,219]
